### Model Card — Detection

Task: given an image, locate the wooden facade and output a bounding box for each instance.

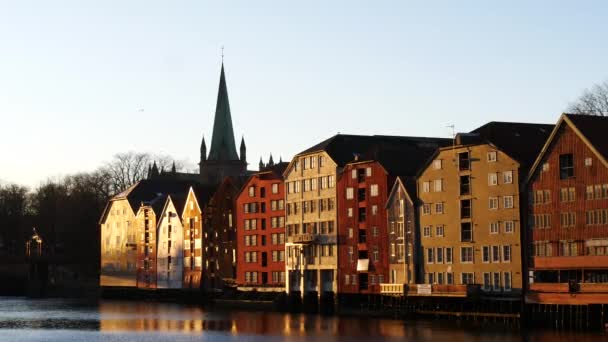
[182,187,204,289]
[202,177,239,291]
[337,161,393,294]
[156,196,185,289]
[385,177,419,288]
[135,203,159,289]
[526,114,608,304]
[235,168,286,290]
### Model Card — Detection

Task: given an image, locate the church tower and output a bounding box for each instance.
[199,63,247,185]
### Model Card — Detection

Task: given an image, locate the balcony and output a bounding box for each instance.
[290,234,318,244]
[404,284,480,297]
[527,282,608,304]
[533,256,608,269]
[530,282,608,294]
[380,283,404,296]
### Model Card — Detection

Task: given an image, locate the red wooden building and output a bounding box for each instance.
[336,138,449,295]
[526,114,608,304]
[235,163,288,291]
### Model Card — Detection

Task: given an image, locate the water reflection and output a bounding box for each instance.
[0,297,606,341]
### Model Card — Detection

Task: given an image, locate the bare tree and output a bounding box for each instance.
[567,80,608,116]
[101,152,152,194]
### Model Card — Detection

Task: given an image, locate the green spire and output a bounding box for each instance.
[207,63,239,161]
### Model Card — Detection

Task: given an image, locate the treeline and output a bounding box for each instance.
[0,152,183,277]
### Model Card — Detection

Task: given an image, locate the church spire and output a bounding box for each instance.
[207,63,239,161]
[240,135,247,163]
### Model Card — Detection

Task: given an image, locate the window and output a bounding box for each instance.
[503,196,514,209]
[460,199,471,218]
[559,153,574,179]
[423,226,432,237]
[459,152,470,170]
[534,214,552,229]
[487,151,497,162]
[423,181,431,193]
[560,212,576,228]
[492,245,500,262]
[460,175,471,195]
[504,221,514,233]
[488,173,498,186]
[248,186,255,197]
[489,222,499,234]
[328,175,335,188]
[493,273,501,291]
[503,171,513,184]
[370,184,379,197]
[427,273,434,284]
[503,245,511,262]
[482,246,490,263]
[560,240,578,256]
[434,179,443,192]
[347,208,353,217]
[371,205,378,215]
[489,197,498,210]
[561,187,576,202]
[271,183,279,194]
[435,202,444,214]
[504,272,512,291]
[319,156,325,167]
[542,162,550,172]
[461,272,474,284]
[433,159,442,170]
[445,247,453,263]
[483,273,491,290]
[436,247,444,263]
[348,228,353,239]
[435,225,444,237]
[351,169,357,179]
[447,272,454,284]
[461,222,472,242]
[585,157,593,166]
[461,247,473,263]
[422,204,431,215]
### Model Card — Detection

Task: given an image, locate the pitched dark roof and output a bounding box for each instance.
[112,179,197,215]
[208,63,239,161]
[190,184,219,209]
[298,134,451,168]
[565,114,608,161]
[259,162,289,176]
[470,121,554,171]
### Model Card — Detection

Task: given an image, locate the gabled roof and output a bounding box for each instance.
[386,176,415,209]
[236,162,288,199]
[108,179,197,215]
[190,183,219,212]
[526,113,608,184]
[470,121,554,172]
[292,134,451,175]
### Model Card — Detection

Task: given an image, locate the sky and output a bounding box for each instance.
[1,1,608,187]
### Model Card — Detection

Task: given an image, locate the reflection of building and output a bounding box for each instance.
[236,163,288,291]
[526,114,608,304]
[418,122,551,297]
[157,195,186,289]
[25,228,43,258]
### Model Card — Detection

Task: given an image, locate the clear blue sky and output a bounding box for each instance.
[2,1,608,187]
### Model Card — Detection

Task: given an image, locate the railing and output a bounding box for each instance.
[380,283,404,295]
[290,234,317,244]
[530,282,608,293]
[404,284,479,297]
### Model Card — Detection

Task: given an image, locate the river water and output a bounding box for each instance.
[0,297,604,341]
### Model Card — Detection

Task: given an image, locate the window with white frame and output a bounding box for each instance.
[351,169,357,179]
[504,221,514,233]
[488,173,498,186]
[436,225,444,237]
[482,246,490,263]
[492,245,500,262]
[503,171,513,184]
[503,245,511,262]
[422,204,431,215]
[347,208,353,217]
[446,247,453,263]
[434,179,443,192]
[370,184,379,197]
[435,202,444,214]
[504,272,512,291]
[423,181,431,193]
[487,151,497,162]
[585,157,593,166]
[483,273,491,290]
[493,272,500,290]
[371,205,378,215]
[436,247,443,263]
[503,196,514,209]
[489,197,498,210]
[427,248,434,264]
[423,226,431,237]
[461,272,474,284]
[433,159,442,170]
[366,167,372,176]
[461,247,473,263]
[489,221,499,234]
